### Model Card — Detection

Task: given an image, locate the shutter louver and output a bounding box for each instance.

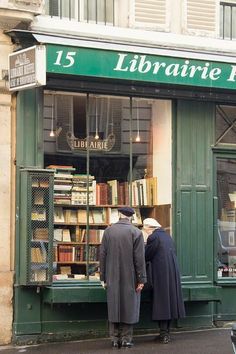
[134,0,168,30]
[186,0,216,33]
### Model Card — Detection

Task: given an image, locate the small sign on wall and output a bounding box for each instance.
[9,45,46,91]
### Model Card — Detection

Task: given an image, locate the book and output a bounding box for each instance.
[62,229,71,242]
[91,208,106,224]
[108,208,119,224]
[54,207,65,222]
[54,228,63,241]
[53,274,68,280]
[31,269,47,282]
[70,210,78,223]
[58,245,74,261]
[96,182,109,205]
[64,209,77,223]
[132,208,142,224]
[34,190,44,205]
[88,229,101,243]
[39,180,49,188]
[148,177,158,205]
[33,228,48,240]
[73,274,86,280]
[60,266,71,275]
[47,165,75,171]
[31,247,46,263]
[31,208,46,221]
[32,178,39,187]
[77,209,87,223]
[77,209,94,223]
[107,180,118,205]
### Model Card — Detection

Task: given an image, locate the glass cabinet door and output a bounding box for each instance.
[216,157,236,278]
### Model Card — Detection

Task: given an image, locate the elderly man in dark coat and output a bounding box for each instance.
[100,207,146,349]
[143,218,185,344]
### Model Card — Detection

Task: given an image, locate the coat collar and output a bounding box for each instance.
[116,218,131,225]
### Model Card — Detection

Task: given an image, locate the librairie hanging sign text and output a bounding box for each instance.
[9,45,46,91]
[67,132,115,151]
[47,44,236,90]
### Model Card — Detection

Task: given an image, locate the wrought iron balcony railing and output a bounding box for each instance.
[45,0,115,26]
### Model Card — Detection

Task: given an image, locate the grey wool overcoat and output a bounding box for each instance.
[145,228,186,321]
[99,218,146,324]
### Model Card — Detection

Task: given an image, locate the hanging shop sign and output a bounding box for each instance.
[66,132,116,151]
[9,45,46,91]
[46,44,236,90]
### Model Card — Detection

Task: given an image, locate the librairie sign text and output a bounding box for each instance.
[47,44,236,90]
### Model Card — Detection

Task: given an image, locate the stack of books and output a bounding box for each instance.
[47,165,75,205]
[71,174,96,205]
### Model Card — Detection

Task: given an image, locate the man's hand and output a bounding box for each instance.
[136,283,144,292]
[101,281,107,289]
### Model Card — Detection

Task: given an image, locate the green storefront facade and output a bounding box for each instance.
[12,36,236,343]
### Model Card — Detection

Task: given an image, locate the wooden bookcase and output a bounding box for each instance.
[52,205,144,280]
[18,169,54,285]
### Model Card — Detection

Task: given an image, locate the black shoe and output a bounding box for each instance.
[159,334,170,344]
[111,340,120,348]
[121,340,134,348]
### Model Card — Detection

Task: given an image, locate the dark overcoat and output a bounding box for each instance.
[145,228,185,321]
[100,218,146,324]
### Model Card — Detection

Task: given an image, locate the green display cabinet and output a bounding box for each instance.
[18,168,54,285]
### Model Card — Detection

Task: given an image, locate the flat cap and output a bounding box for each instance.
[143,218,161,228]
[118,206,135,217]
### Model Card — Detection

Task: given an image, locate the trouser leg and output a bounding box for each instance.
[109,322,120,342]
[120,323,133,342]
[158,319,171,335]
[158,320,171,343]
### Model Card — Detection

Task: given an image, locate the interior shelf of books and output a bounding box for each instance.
[47,165,158,281]
[19,169,54,285]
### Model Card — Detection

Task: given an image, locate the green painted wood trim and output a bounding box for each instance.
[182,285,222,302]
[16,88,44,168]
[43,281,107,303]
[13,286,42,335]
[43,283,221,304]
[13,322,42,335]
[175,100,214,283]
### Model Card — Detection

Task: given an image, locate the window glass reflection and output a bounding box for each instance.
[43,93,172,281]
[216,105,236,145]
[217,158,236,278]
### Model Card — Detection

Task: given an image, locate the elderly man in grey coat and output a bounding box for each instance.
[100,206,146,349]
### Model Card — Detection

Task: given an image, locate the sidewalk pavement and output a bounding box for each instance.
[0,328,234,354]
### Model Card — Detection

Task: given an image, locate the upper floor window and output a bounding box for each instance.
[220,2,236,39]
[45,0,115,25]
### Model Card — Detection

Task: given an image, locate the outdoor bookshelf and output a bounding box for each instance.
[18,168,54,285]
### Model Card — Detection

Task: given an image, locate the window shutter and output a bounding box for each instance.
[184,0,216,35]
[49,0,59,16]
[132,0,169,31]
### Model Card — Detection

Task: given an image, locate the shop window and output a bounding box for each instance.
[217,158,236,278]
[215,105,236,145]
[43,92,172,282]
[220,2,236,40]
[45,0,115,25]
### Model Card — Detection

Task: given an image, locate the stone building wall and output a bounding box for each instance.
[0,29,14,345]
